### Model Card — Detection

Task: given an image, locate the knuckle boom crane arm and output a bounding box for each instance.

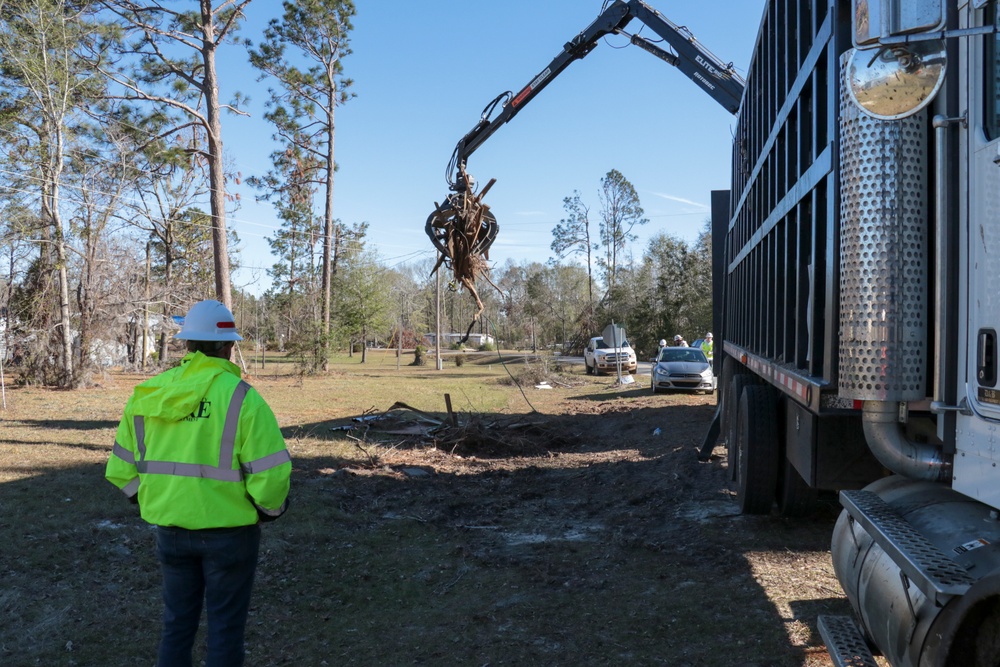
[425,0,746,267]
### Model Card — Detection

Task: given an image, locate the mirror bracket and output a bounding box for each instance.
[853,0,946,48]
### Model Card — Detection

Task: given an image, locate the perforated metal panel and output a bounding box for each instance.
[838,52,928,401]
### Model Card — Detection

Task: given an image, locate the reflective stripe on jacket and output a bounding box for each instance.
[105,351,290,529]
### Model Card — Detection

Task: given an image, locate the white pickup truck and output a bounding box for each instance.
[583,336,637,376]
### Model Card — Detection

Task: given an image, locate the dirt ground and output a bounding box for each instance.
[303,383,852,666]
[0,360,859,666]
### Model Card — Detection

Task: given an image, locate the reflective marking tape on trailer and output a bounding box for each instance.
[774,370,810,403]
[738,350,812,404]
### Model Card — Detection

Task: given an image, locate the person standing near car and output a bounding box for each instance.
[673,334,689,347]
[105,299,291,667]
[700,332,714,360]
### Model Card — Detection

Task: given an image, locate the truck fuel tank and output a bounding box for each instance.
[831,476,1000,666]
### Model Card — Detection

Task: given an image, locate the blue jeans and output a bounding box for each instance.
[155,524,261,667]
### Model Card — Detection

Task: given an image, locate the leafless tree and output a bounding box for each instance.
[0,0,107,385]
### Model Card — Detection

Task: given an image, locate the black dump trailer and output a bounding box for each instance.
[713,1,1000,665]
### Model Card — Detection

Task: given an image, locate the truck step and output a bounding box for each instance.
[817,615,879,667]
[840,490,974,604]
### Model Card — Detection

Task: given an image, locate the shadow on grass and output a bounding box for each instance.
[6,417,119,431]
[0,462,162,667]
[270,452,848,666]
[566,384,713,402]
[1,438,112,454]
[472,354,546,365]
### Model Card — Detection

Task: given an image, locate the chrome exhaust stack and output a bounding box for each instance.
[862,401,950,482]
[837,49,949,482]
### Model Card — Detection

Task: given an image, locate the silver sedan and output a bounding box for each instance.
[650,347,716,393]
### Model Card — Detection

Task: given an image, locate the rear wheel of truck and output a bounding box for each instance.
[724,372,755,482]
[736,385,779,515]
[718,359,742,435]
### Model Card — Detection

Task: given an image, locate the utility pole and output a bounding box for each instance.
[397,291,403,371]
[436,256,443,370]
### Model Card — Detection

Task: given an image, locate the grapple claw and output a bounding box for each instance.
[425,167,501,325]
[425,193,499,260]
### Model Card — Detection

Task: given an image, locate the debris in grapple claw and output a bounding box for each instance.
[426,166,502,324]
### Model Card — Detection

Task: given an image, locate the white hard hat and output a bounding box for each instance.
[706,332,713,339]
[174,300,243,341]
[673,335,682,342]
[659,339,667,347]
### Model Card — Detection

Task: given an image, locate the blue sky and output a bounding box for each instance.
[220,1,767,294]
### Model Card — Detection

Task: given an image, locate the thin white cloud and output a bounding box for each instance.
[648,192,709,209]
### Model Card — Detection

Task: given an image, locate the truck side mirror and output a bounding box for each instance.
[846,40,947,120]
[848,0,947,121]
[852,0,945,48]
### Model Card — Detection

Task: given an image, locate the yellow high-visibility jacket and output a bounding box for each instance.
[106,352,290,529]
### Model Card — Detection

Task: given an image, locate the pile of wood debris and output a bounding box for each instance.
[331,401,575,457]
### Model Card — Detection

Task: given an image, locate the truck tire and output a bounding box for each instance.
[586,360,594,375]
[777,455,817,517]
[718,357,743,443]
[724,373,755,482]
[736,385,779,515]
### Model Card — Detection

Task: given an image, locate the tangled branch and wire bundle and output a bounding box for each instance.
[425,166,502,340]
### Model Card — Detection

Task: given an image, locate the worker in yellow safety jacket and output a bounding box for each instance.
[701,332,714,360]
[106,299,290,667]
